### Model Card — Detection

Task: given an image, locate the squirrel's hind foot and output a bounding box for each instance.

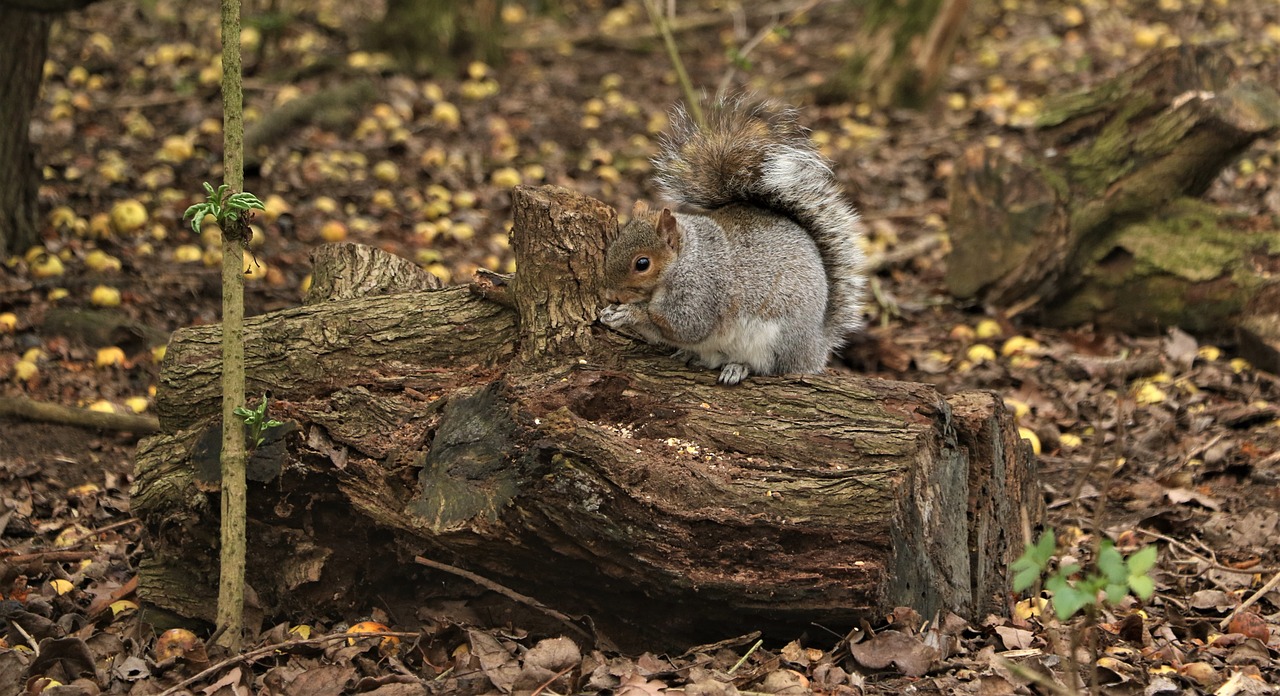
[717,363,750,385]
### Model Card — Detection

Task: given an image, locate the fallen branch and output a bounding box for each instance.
[1218,569,1280,632]
[415,555,596,645]
[0,396,159,433]
[865,234,943,273]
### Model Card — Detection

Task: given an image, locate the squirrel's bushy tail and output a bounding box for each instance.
[652,96,866,350]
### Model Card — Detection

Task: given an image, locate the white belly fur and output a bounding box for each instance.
[689,316,782,373]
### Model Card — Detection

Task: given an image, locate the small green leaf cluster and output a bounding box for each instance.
[183,181,266,235]
[234,393,285,449]
[1012,530,1158,621]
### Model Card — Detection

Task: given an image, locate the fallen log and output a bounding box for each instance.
[946,45,1280,334]
[133,186,1040,650]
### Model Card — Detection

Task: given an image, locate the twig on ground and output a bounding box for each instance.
[865,234,944,273]
[530,664,576,696]
[996,656,1071,695]
[1219,569,1280,631]
[728,639,763,675]
[1,550,99,564]
[63,517,142,546]
[12,620,39,652]
[414,555,595,644]
[1136,528,1279,576]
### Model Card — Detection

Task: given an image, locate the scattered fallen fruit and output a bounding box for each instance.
[372,160,399,183]
[96,346,126,368]
[1001,336,1041,356]
[12,360,39,382]
[320,220,348,242]
[91,285,123,307]
[84,249,123,272]
[975,318,1003,339]
[30,253,66,278]
[110,198,148,233]
[174,244,203,263]
[1018,427,1041,455]
[154,628,201,661]
[966,344,997,364]
[346,621,399,653]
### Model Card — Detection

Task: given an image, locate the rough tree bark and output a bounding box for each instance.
[0,0,104,257]
[946,46,1280,335]
[134,187,1040,650]
[0,4,52,258]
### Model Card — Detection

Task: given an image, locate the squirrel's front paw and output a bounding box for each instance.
[598,304,635,330]
[718,363,750,385]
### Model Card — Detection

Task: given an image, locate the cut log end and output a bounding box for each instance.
[305,242,441,305]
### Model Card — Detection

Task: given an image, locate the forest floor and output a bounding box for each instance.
[2,0,1280,693]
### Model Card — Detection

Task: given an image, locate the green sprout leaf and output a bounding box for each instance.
[1097,542,1127,584]
[236,393,284,449]
[1011,559,1041,593]
[183,182,265,236]
[1011,529,1160,621]
[1126,546,1158,599]
[1127,545,1158,575]
[1011,530,1057,591]
[1045,575,1091,620]
[1128,573,1155,600]
[1104,582,1128,605]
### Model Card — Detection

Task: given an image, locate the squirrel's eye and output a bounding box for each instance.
[634,257,650,272]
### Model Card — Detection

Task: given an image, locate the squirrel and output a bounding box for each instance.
[599,97,867,385]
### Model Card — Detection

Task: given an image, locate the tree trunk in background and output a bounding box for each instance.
[364,0,502,74]
[946,46,1280,335]
[818,0,970,109]
[133,187,1041,651]
[0,6,52,257]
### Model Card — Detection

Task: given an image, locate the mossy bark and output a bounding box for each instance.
[1048,200,1280,333]
[134,187,1040,650]
[946,46,1280,334]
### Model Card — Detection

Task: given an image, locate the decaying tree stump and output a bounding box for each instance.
[946,45,1280,334]
[817,0,970,109]
[134,186,1040,650]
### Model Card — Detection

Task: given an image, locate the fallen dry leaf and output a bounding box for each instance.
[994,625,1034,650]
[848,630,939,677]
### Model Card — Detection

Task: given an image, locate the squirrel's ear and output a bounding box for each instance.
[632,200,650,217]
[658,208,680,250]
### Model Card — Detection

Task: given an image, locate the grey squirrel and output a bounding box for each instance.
[599,97,866,385]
